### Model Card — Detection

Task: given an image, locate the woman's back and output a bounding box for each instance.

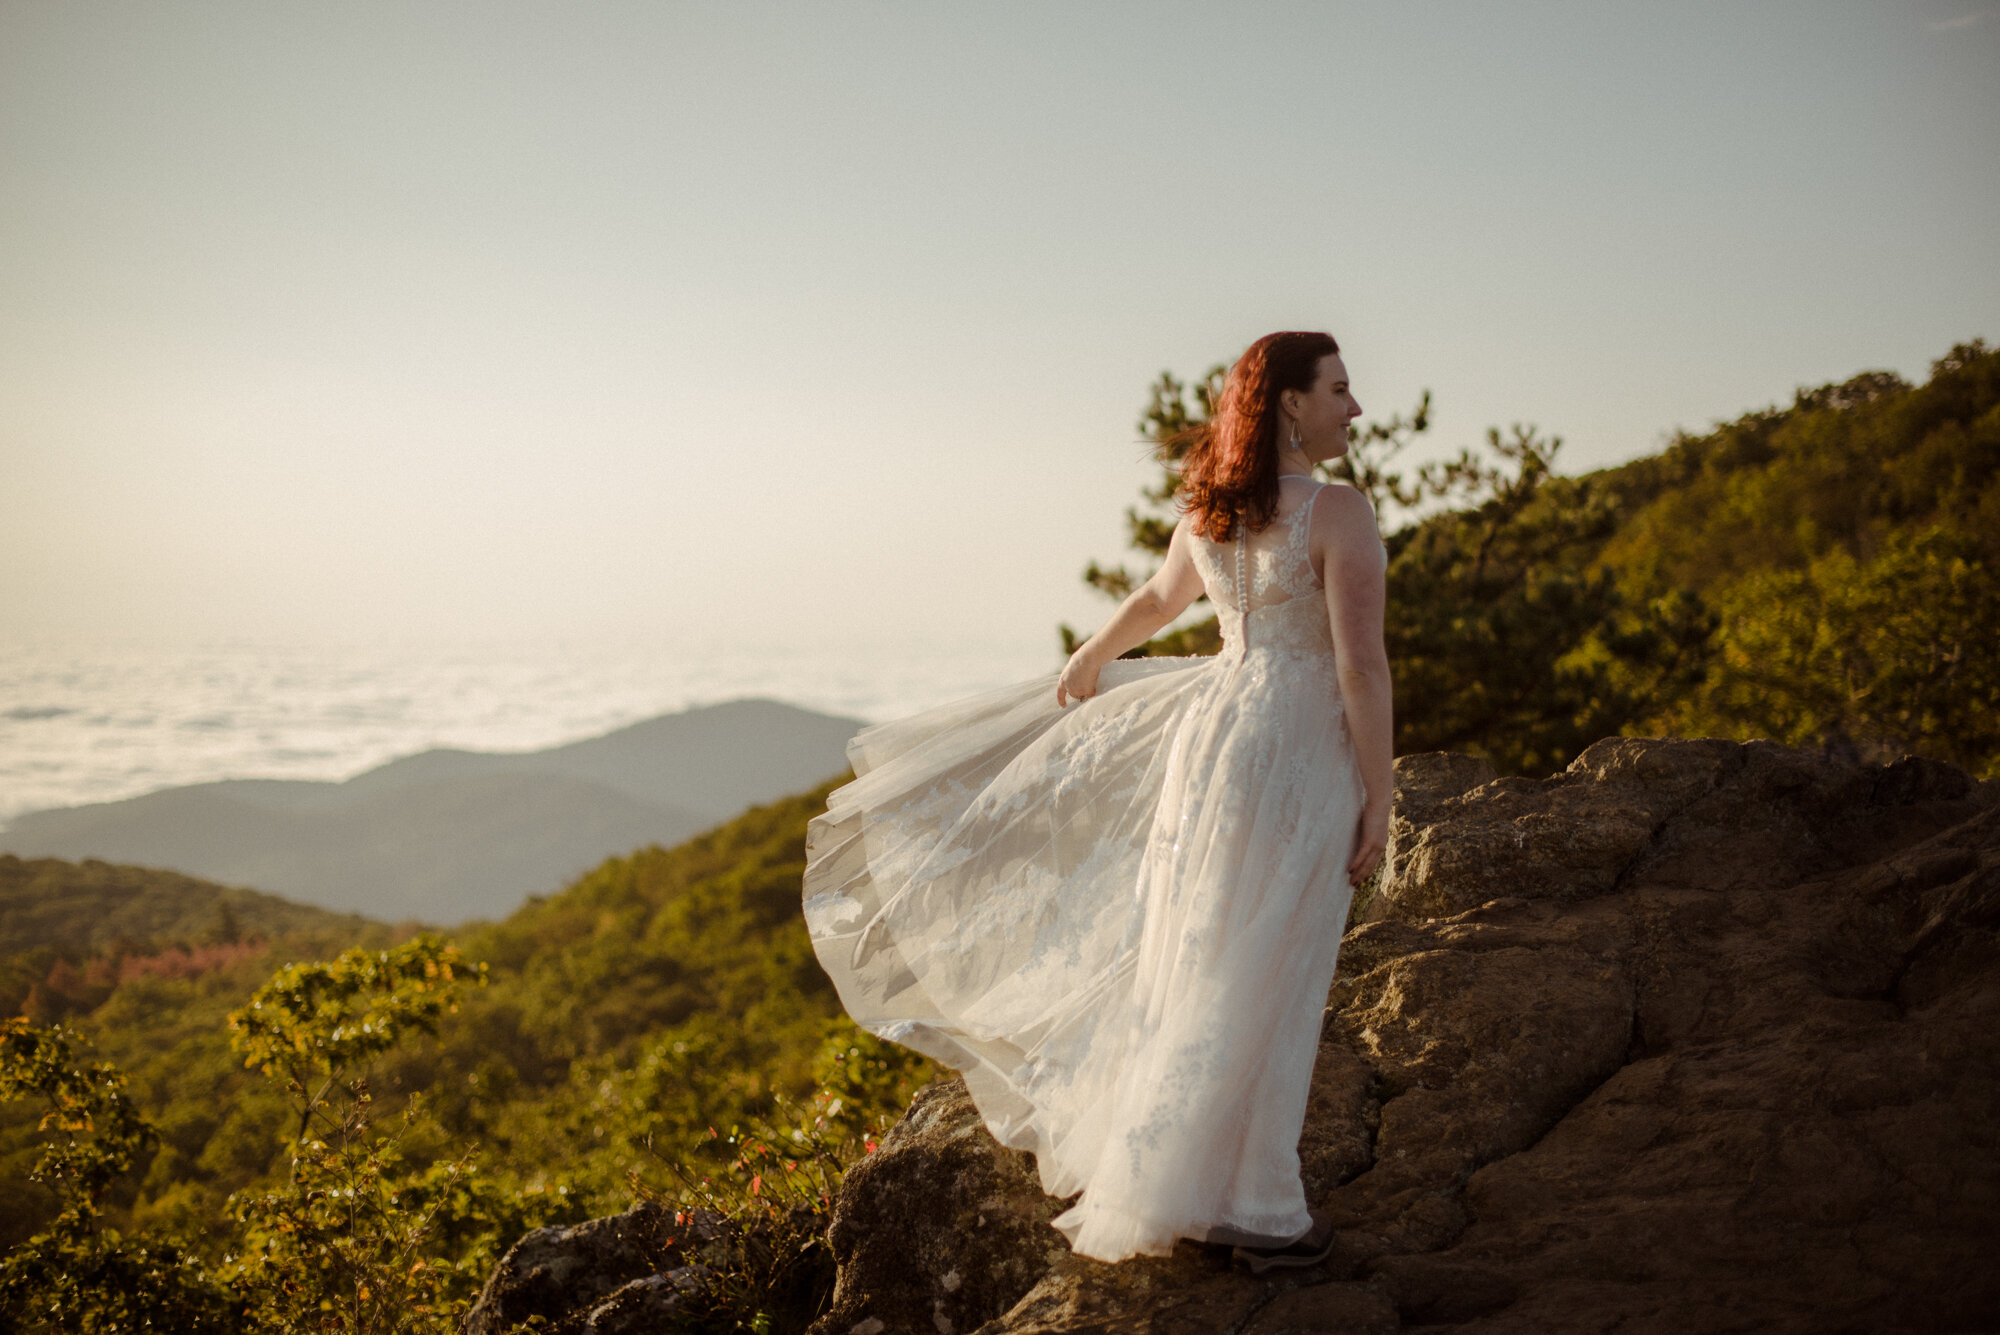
[1187,472,1338,662]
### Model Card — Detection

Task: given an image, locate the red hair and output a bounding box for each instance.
[1176,330,1340,542]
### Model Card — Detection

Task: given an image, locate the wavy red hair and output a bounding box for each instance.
[1176,330,1340,542]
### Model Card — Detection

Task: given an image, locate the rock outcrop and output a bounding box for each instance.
[812,738,2000,1334]
[462,1203,717,1334]
[473,737,2000,1333]
[462,1201,830,1334]
[812,1079,1075,1335]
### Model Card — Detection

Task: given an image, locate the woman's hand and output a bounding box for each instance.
[1347,796,1390,888]
[1055,520,1204,710]
[1056,648,1104,708]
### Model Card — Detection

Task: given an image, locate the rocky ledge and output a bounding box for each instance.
[473,737,2000,1334]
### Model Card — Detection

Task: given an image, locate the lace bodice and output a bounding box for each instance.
[1188,475,1337,658]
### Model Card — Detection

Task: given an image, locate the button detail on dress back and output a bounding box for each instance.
[1235,523,1249,653]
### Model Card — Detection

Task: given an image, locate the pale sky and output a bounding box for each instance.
[4,1,1995,665]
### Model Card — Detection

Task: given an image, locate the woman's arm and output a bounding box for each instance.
[1056,517,1206,706]
[1312,485,1394,886]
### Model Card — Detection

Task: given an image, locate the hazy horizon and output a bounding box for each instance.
[0,636,1061,820]
[4,2,1995,658]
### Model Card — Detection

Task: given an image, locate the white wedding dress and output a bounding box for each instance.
[801,474,1371,1262]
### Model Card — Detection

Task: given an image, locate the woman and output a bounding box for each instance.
[801,330,1393,1270]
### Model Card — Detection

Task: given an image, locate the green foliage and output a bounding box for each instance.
[804,1024,936,1151]
[223,1095,473,1335]
[221,938,505,1334]
[0,939,612,1333]
[417,780,933,1200]
[1606,340,2000,774]
[1657,525,2000,767]
[1381,427,1709,774]
[0,1018,155,1221]
[614,1026,931,1333]
[0,1017,241,1333]
[228,939,487,1141]
[0,781,937,1333]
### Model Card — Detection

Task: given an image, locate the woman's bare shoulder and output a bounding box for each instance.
[1170,506,1214,545]
[1308,480,1381,540]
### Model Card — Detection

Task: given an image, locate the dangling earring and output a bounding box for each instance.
[1288,418,1306,461]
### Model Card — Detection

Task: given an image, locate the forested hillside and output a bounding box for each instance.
[0,856,386,1023]
[1078,338,1999,778]
[0,792,936,1330]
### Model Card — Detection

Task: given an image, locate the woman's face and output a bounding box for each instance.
[1286,352,1362,462]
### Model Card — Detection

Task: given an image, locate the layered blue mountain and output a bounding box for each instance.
[0,698,862,924]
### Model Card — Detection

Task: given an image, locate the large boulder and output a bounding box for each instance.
[461,1201,829,1334]
[461,1202,719,1334]
[807,1079,1074,1335]
[813,738,2000,1333]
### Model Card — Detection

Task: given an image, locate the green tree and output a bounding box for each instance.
[1601,339,2000,775]
[0,1017,240,1333]
[1382,426,1714,773]
[222,937,499,1335]
[1659,526,2000,771]
[619,1023,931,1334]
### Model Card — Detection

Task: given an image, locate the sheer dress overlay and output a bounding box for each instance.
[802,476,1375,1261]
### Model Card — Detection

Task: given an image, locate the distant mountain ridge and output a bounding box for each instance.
[0,697,863,924]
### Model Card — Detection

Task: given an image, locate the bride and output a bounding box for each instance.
[801,330,1393,1270]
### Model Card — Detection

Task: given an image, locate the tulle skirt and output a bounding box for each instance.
[802,648,1363,1261]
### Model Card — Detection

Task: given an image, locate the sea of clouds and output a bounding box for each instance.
[0,637,1062,823]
